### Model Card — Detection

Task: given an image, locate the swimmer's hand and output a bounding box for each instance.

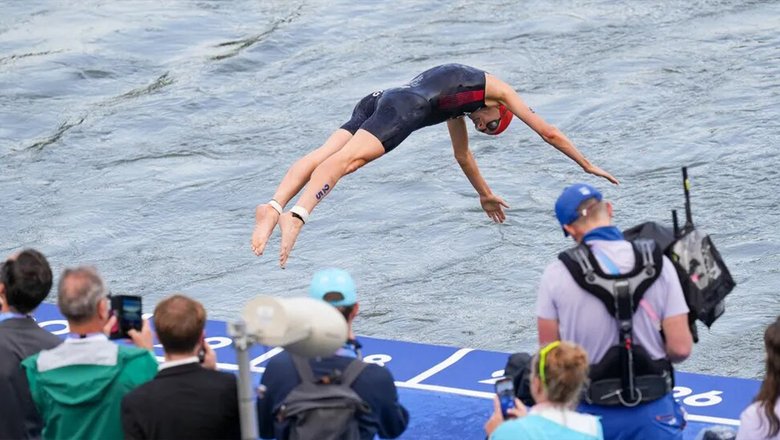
[585,164,619,185]
[480,193,509,223]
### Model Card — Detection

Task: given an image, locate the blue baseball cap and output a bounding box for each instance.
[555,183,603,236]
[309,268,357,307]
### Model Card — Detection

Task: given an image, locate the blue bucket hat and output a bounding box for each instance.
[309,268,357,307]
[555,183,603,236]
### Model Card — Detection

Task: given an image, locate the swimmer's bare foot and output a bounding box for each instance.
[278,212,304,269]
[251,204,281,256]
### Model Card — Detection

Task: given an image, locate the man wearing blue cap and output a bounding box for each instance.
[257,269,409,440]
[535,183,693,440]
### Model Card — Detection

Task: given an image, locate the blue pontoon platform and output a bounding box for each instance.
[33,304,756,439]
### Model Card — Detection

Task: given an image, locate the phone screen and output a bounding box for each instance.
[110,295,143,339]
[121,297,142,332]
[494,377,516,418]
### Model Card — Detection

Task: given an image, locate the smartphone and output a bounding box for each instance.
[197,338,206,363]
[109,295,143,340]
[494,376,516,419]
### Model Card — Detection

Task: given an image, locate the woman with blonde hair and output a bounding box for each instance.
[485,341,603,440]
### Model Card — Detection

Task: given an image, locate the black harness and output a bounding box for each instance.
[559,239,673,406]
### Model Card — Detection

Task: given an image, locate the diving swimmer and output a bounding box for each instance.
[251,63,619,268]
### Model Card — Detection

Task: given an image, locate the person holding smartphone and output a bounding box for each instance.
[484,341,603,440]
[21,266,157,440]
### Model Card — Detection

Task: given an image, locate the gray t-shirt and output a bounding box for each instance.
[737,400,780,440]
[536,239,689,362]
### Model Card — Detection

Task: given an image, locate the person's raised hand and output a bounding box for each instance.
[585,164,619,185]
[480,194,510,223]
[484,395,505,436]
[485,395,526,435]
[102,315,117,337]
[201,338,218,370]
[128,319,154,350]
[506,398,526,418]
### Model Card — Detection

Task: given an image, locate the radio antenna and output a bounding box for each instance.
[682,167,694,231]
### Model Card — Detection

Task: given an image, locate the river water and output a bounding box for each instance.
[1,0,778,380]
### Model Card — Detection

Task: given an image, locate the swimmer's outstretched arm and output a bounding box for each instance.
[484,75,619,185]
[447,117,509,223]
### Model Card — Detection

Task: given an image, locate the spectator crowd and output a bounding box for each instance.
[1,183,777,440]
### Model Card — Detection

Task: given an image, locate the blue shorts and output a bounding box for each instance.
[577,393,686,440]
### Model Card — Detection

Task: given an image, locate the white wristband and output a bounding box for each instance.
[289,205,310,224]
[268,200,283,215]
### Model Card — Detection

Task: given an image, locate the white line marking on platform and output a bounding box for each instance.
[154,356,265,373]
[404,348,474,384]
[397,381,494,399]
[686,415,740,426]
[250,347,284,367]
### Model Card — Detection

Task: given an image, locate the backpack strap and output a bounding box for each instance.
[290,354,317,384]
[558,239,663,317]
[559,239,665,406]
[291,354,368,387]
[338,359,368,387]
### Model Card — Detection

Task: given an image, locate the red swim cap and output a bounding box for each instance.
[486,105,513,136]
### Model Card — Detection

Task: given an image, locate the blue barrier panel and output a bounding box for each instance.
[31,303,759,438]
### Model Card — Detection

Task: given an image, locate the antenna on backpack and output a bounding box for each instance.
[672,210,680,238]
[682,166,694,232]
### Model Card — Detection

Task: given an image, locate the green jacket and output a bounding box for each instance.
[21,336,158,440]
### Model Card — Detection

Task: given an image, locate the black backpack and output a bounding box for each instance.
[277,355,371,440]
[623,167,736,342]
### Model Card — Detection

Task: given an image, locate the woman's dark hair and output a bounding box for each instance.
[756,316,780,437]
[1,249,53,314]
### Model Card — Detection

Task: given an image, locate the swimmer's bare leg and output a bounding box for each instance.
[279,129,385,268]
[251,129,353,256]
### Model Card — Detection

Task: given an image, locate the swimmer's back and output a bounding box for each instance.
[404,63,487,125]
[339,64,488,152]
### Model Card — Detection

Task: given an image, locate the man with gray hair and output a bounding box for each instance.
[22,266,158,440]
